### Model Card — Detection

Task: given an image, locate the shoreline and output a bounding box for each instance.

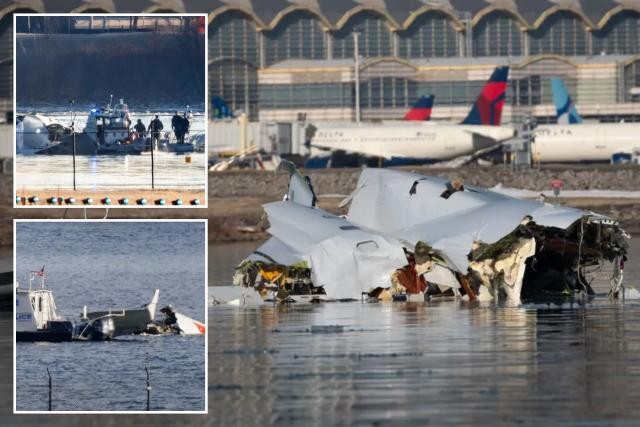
[2,166,640,244]
[2,195,640,244]
[15,188,205,207]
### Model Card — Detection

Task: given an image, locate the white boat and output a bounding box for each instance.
[34,97,142,155]
[16,114,70,154]
[16,270,115,342]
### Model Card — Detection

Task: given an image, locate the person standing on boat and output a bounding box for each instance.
[172,111,185,144]
[182,112,190,142]
[149,115,164,149]
[134,119,146,137]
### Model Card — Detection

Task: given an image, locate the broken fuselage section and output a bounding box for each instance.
[233,164,629,304]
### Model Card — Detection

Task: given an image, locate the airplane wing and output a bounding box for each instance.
[461,127,515,142]
[309,141,403,160]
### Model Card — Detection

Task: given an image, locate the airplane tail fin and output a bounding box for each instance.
[551,78,582,124]
[461,66,509,126]
[147,289,160,321]
[403,95,434,121]
[212,96,232,119]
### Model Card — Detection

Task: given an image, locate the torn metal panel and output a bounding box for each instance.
[277,160,317,207]
[347,169,585,235]
[469,238,536,304]
[234,165,629,304]
[248,236,307,266]
[263,201,407,300]
[346,169,593,273]
[423,264,460,291]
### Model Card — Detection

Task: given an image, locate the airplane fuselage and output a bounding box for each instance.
[534,123,640,162]
[311,123,515,161]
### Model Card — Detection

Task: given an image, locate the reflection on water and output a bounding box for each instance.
[0,240,640,424]
[15,152,206,189]
[15,111,206,190]
[207,301,640,426]
[203,240,640,426]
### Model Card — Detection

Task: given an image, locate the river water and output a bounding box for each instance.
[15,111,206,190]
[13,221,206,412]
[0,239,639,423]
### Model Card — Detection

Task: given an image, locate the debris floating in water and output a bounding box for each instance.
[230,160,630,305]
[309,325,344,334]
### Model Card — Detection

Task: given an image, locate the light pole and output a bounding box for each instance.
[151,124,155,190]
[70,100,76,191]
[353,32,361,123]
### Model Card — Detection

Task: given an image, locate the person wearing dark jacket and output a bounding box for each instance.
[172,111,185,144]
[148,115,164,149]
[134,119,146,137]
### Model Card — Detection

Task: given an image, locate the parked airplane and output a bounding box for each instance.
[309,67,514,162]
[551,78,582,124]
[404,95,435,121]
[534,79,640,163]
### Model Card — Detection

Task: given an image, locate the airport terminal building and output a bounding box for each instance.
[3,1,640,154]
[206,0,640,124]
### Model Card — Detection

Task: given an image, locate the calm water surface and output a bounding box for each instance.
[0,240,639,424]
[13,222,206,412]
[15,152,206,190]
[15,111,206,190]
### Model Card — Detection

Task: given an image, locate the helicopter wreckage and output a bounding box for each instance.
[229,162,629,305]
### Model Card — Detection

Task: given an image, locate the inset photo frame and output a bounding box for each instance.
[14,219,208,413]
[13,14,208,208]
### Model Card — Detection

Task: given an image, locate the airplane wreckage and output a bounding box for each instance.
[17,272,205,342]
[231,161,629,304]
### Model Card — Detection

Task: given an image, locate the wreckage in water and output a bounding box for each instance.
[231,163,629,304]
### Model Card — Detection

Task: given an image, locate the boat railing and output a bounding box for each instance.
[28,270,45,291]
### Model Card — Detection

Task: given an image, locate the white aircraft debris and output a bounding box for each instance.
[232,161,629,304]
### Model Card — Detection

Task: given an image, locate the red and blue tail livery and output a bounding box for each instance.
[461,66,509,126]
[403,95,435,121]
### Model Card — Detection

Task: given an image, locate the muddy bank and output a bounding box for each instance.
[206,165,640,240]
[2,166,640,245]
[209,165,640,198]
[16,188,205,207]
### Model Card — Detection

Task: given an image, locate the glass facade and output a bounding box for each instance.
[529,11,588,56]
[625,60,640,102]
[259,79,490,111]
[593,11,640,55]
[209,59,259,119]
[0,14,12,99]
[259,82,353,109]
[510,75,578,106]
[4,4,640,121]
[473,11,523,57]
[397,12,459,58]
[209,10,259,66]
[331,11,392,59]
[264,11,326,65]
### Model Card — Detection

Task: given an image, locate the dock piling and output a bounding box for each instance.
[47,367,52,411]
[145,365,151,411]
